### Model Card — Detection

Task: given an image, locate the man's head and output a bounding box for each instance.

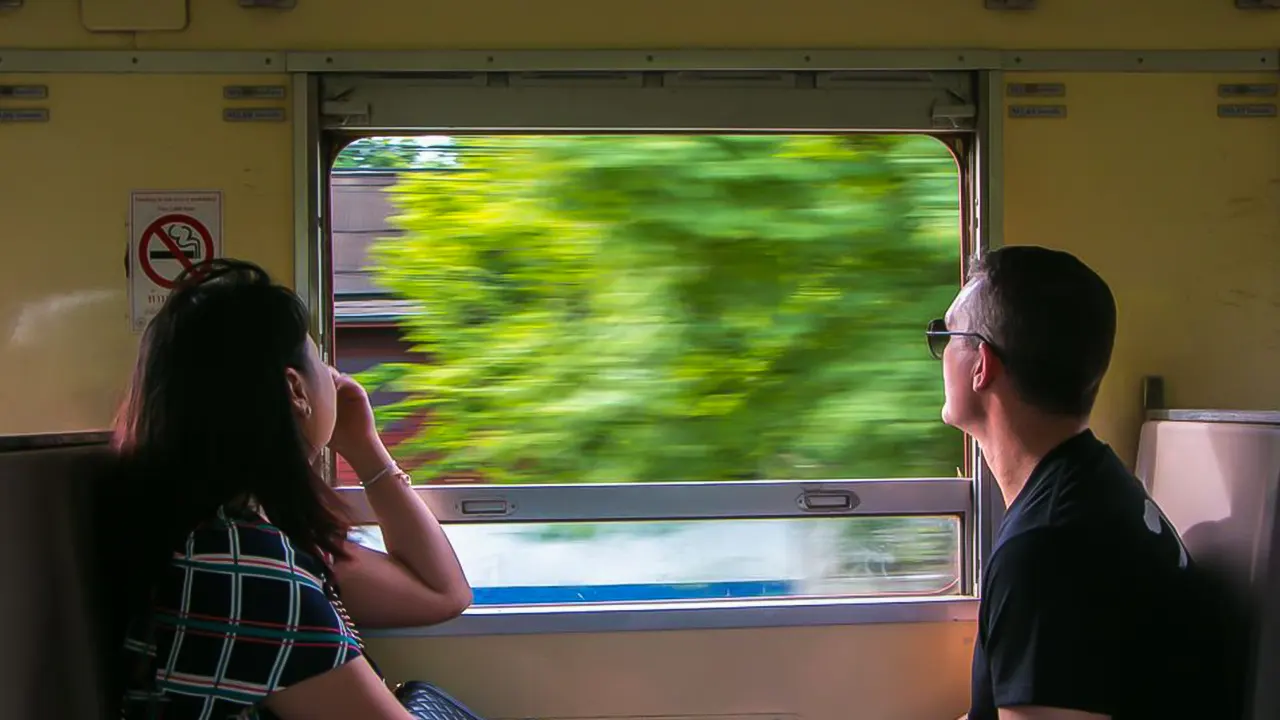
[931,246,1117,436]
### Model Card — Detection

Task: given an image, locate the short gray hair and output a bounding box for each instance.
[963,246,1116,417]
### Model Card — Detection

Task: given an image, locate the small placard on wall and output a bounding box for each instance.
[223,85,287,100]
[1008,104,1067,119]
[0,85,48,99]
[0,109,49,123]
[1218,103,1278,118]
[1218,84,1278,98]
[128,191,224,332]
[1007,82,1065,98]
[223,107,287,122]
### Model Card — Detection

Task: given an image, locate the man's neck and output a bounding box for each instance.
[979,414,1090,507]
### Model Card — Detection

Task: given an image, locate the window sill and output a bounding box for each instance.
[362,595,978,638]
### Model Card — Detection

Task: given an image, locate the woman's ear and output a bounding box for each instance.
[285,367,311,417]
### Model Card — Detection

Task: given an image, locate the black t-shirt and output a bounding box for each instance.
[968,430,1242,719]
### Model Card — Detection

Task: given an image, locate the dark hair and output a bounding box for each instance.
[964,246,1116,417]
[105,260,350,667]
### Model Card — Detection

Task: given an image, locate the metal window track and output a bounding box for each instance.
[0,49,1275,73]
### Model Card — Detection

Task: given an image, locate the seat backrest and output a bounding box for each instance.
[0,434,114,719]
[1135,413,1280,720]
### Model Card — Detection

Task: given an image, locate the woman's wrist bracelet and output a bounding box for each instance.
[361,464,411,488]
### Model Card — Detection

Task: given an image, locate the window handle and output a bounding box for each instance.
[459,498,512,517]
[797,490,860,512]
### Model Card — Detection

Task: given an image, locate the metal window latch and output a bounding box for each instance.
[985,0,1036,9]
[459,498,513,517]
[797,490,860,512]
[239,0,296,8]
[1237,0,1280,8]
[0,0,23,9]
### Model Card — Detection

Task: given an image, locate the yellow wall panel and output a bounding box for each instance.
[80,0,188,33]
[0,73,292,434]
[0,0,133,49]
[368,621,975,720]
[0,0,1276,52]
[116,0,1280,52]
[1003,72,1280,466]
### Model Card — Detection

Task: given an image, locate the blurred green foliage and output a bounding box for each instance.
[354,134,965,486]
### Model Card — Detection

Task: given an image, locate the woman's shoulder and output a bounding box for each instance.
[131,506,364,715]
[178,505,331,588]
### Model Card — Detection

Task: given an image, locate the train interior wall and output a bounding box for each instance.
[1,2,1278,719]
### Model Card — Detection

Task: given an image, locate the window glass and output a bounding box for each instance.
[349,515,960,606]
[331,134,964,487]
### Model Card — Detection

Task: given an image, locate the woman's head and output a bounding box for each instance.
[113,259,349,560]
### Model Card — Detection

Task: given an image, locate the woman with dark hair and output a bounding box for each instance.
[107,259,472,719]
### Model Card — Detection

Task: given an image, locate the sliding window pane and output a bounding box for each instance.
[330,134,965,486]
[349,515,960,605]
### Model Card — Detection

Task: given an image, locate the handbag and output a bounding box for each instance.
[327,581,487,720]
[393,681,488,720]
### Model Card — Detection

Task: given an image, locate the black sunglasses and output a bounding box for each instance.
[925,318,998,360]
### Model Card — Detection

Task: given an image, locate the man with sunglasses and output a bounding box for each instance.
[932,247,1236,720]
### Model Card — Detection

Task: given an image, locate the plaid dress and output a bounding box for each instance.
[120,506,365,719]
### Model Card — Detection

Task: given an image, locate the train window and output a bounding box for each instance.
[329,133,969,608]
[351,517,961,605]
[314,70,981,622]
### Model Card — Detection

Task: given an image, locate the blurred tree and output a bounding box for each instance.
[359,134,965,487]
[333,137,434,170]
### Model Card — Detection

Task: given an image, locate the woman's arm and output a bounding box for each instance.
[327,371,473,628]
[265,657,416,720]
[215,522,419,719]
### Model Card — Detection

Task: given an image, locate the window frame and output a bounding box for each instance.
[335,479,972,525]
[294,64,1000,633]
[315,70,976,132]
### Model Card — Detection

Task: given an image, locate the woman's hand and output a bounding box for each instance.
[327,369,393,478]
[324,367,473,627]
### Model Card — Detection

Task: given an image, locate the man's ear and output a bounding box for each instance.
[972,342,1000,392]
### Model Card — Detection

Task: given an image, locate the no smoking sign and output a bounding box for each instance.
[129,191,223,331]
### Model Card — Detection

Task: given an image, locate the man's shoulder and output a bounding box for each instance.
[987,492,1189,601]
[984,524,1113,601]
[1008,439,1146,534]
[988,526,1070,574]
